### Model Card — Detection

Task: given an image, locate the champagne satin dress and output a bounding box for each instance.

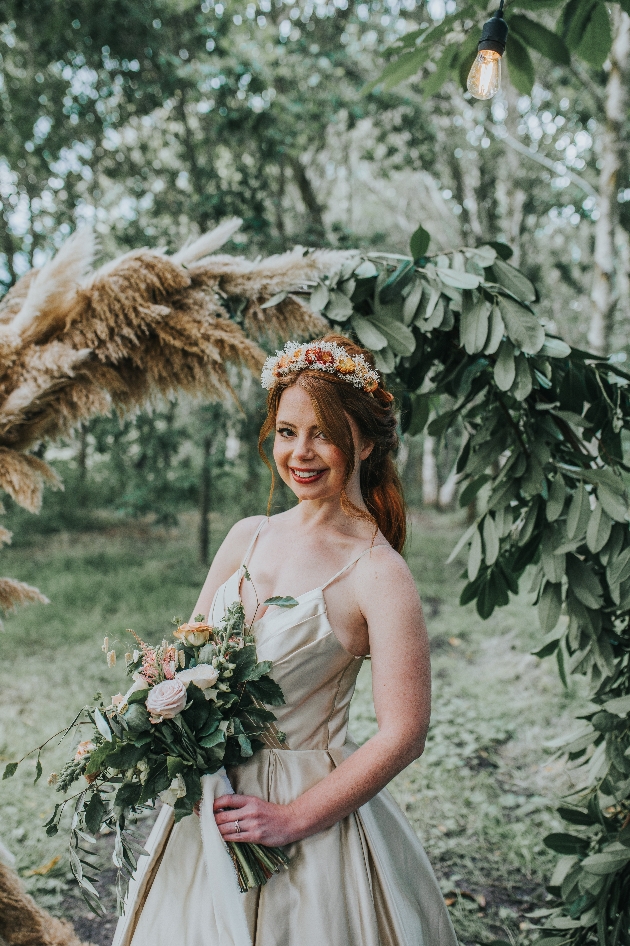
[112,523,457,946]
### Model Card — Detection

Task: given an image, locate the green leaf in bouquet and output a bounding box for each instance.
[3,761,18,780]
[199,729,226,749]
[238,733,254,758]
[123,703,151,733]
[127,688,149,705]
[93,708,113,743]
[167,756,187,778]
[85,741,118,775]
[85,792,107,835]
[182,766,202,801]
[247,677,286,707]
[139,761,170,803]
[114,780,142,810]
[105,742,146,771]
[264,596,299,608]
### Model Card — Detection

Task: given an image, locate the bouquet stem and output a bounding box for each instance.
[227,841,290,892]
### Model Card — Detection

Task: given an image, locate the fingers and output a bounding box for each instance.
[213,793,250,812]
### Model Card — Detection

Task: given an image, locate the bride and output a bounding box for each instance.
[113,335,457,946]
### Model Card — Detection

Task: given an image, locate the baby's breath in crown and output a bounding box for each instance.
[261,341,380,394]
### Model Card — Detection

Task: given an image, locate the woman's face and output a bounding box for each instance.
[273,384,371,503]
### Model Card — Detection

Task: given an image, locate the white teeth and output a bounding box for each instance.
[292,470,322,479]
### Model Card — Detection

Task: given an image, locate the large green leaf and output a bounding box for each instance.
[539,581,563,632]
[410,225,430,260]
[460,296,490,355]
[494,340,516,391]
[586,502,612,554]
[369,316,416,356]
[498,297,545,355]
[351,314,388,351]
[436,267,481,290]
[505,33,535,95]
[546,474,566,522]
[510,353,533,400]
[422,45,459,97]
[565,555,604,609]
[484,304,505,355]
[508,14,571,64]
[363,44,434,94]
[468,528,482,581]
[326,290,354,322]
[483,515,500,565]
[575,1,612,67]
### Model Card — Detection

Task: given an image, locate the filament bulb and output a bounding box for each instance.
[467,49,501,100]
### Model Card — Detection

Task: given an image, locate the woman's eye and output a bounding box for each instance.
[316,430,327,440]
[277,427,294,437]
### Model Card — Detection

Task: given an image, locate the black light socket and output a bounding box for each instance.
[477,10,509,56]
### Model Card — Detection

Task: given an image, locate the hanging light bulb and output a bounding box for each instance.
[467,1,508,101]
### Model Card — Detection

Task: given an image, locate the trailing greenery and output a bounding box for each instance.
[286,234,630,946]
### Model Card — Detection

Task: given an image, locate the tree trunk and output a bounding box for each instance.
[588,8,630,355]
[289,156,327,244]
[198,435,212,566]
[422,435,439,507]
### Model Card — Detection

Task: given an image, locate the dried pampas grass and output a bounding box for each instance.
[0,219,345,614]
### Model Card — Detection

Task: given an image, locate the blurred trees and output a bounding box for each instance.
[0,0,629,527]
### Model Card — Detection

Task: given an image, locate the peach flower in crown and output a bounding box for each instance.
[261,341,380,394]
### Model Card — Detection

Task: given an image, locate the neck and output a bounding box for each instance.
[290,478,372,535]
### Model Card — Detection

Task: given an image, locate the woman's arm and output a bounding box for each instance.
[189,515,266,622]
[213,547,431,845]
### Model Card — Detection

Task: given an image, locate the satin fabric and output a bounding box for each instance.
[112,537,458,946]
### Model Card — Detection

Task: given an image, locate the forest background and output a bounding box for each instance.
[0,0,629,943]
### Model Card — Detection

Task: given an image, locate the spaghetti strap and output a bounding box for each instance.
[241,518,267,570]
[320,544,386,591]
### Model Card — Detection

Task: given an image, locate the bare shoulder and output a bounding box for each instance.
[353,544,421,608]
[358,543,416,586]
[219,516,267,569]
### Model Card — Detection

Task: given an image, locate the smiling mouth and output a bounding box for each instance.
[290,468,327,483]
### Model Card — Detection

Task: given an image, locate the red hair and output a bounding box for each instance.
[258,334,406,553]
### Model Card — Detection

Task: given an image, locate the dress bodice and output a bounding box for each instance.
[209,566,364,752]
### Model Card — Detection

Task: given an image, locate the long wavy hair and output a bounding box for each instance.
[258,334,406,553]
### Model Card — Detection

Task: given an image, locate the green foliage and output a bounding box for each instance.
[295,237,630,946]
[369,0,622,96]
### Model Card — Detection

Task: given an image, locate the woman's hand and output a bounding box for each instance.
[212,793,300,846]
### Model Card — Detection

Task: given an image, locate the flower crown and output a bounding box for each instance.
[261,341,380,394]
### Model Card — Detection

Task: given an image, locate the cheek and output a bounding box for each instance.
[272,436,291,467]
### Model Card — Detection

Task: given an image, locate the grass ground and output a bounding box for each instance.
[0,509,584,945]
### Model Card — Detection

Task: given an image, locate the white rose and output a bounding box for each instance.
[146,678,188,720]
[159,774,187,807]
[177,664,219,692]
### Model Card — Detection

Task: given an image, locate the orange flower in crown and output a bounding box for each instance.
[261,341,380,394]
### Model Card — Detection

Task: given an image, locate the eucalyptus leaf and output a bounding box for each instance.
[94,708,113,743]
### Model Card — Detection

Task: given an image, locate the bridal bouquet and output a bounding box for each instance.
[3,598,291,915]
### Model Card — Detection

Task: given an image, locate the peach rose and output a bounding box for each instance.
[75,740,95,761]
[174,622,212,647]
[146,678,188,720]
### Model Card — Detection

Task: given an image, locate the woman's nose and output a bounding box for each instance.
[292,435,315,459]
